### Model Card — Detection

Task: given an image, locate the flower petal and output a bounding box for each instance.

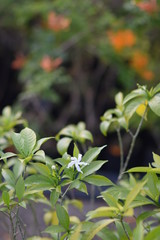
[67,161,75,168]
[75,163,83,173]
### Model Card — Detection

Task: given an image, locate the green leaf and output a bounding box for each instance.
[127,167,152,173]
[2,191,10,207]
[73,143,79,158]
[33,137,53,153]
[124,97,146,119]
[81,161,108,178]
[115,221,132,240]
[149,93,160,117]
[101,192,120,208]
[2,169,16,188]
[13,161,25,179]
[133,221,144,240]
[128,166,160,174]
[79,130,93,142]
[152,82,160,95]
[137,210,158,224]
[31,163,50,176]
[70,224,82,240]
[56,204,70,230]
[97,228,117,240]
[100,121,110,136]
[86,206,118,220]
[144,226,160,240]
[57,137,72,155]
[123,88,146,104]
[83,175,113,186]
[152,152,160,166]
[115,92,123,106]
[146,172,159,201]
[82,146,107,164]
[124,181,146,211]
[44,225,65,234]
[21,128,36,156]
[11,132,25,156]
[70,180,88,194]
[34,150,45,161]
[25,174,55,190]
[16,176,25,201]
[81,219,115,240]
[0,152,16,161]
[50,190,59,206]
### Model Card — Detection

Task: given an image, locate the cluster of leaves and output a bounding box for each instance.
[0,82,160,239]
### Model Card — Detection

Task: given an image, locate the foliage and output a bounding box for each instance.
[1,0,160,137]
[0,83,160,239]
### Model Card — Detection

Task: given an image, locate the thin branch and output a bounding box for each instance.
[118,106,148,181]
[117,128,124,177]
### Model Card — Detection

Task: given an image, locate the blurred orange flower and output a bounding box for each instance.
[136,0,158,14]
[109,144,121,157]
[139,70,154,81]
[107,29,136,52]
[130,51,154,81]
[130,51,148,71]
[47,11,71,32]
[40,56,62,72]
[11,54,26,70]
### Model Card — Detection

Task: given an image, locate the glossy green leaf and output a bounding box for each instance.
[123,88,146,104]
[25,174,55,190]
[57,137,72,155]
[149,93,160,117]
[152,152,160,166]
[44,225,65,234]
[11,132,25,156]
[152,82,160,95]
[81,219,115,240]
[144,226,160,240]
[21,127,36,156]
[50,189,59,206]
[2,191,10,207]
[124,181,146,211]
[100,121,110,136]
[87,206,118,219]
[0,152,16,161]
[70,180,88,194]
[133,221,144,240]
[73,143,79,158]
[31,163,50,176]
[79,130,93,142]
[124,97,146,119]
[16,176,25,201]
[70,224,82,240]
[81,160,108,178]
[137,210,158,224]
[33,137,53,153]
[146,172,159,201]
[56,204,70,230]
[2,169,16,188]
[82,146,106,164]
[83,174,113,186]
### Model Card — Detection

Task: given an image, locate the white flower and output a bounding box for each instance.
[67,154,88,173]
[51,165,56,170]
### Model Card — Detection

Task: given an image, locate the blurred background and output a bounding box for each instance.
[0,0,160,178]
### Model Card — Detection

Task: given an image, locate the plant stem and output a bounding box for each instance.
[9,209,16,240]
[118,107,148,181]
[120,218,130,240]
[117,128,124,177]
[61,184,71,203]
